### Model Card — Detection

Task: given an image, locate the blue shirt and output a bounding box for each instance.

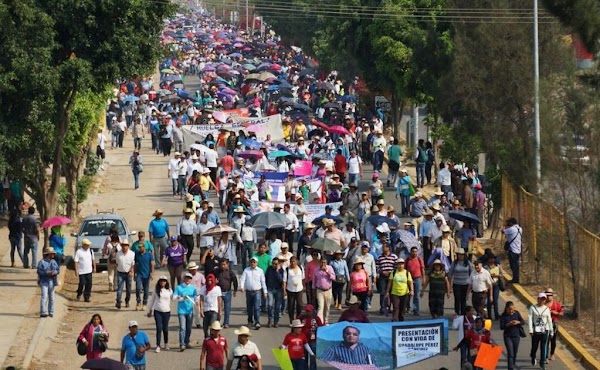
[419,220,435,240]
[174,283,197,315]
[205,210,221,226]
[37,258,60,284]
[135,250,154,279]
[121,331,150,365]
[330,259,350,281]
[49,234,66,256]
[131,240,154,253]
[148,218,169,238]
[265,266,284,290]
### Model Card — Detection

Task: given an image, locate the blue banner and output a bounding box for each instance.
[316,320,448,370]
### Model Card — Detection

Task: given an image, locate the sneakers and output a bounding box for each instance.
[223,324,229,329]
[136,304,141,311]
[532,358,538,366]
[155,346,161,353]
[255,323,261,330]
[115,302,121,309]
[179,346,185,352]
[165,344,170,351]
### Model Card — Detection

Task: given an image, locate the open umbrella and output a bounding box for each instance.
[312,214,343,226]
[162,75,182,82]
[238,150,264,159]
[161,68,174,73]
[366,215,399,228]
[161,95,179,104]
[41,216,72,229]
[249,212,287,229]
[308,238,340,252]
[308,128,324,138]
[396,230,420,250]
[190,143,209,154]
[81,358,127,370]
[324,102,342,110]
[327,125,350,136]
[242,138,262,149]
[245,73,262,81]
[253,162,277,172]
[202,224,238,237]
[267,150,293,159]
[448,210,480,224]
[258,72,277,81]
[316,82,335,91]
[122,96,139,103]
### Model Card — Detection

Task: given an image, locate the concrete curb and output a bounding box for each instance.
[504,274,600,370]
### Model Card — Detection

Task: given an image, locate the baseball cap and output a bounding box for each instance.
[128,320,138,328]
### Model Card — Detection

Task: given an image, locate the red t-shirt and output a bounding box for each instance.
[405,257,425,279]
[549,301,563,322]
[465,329,491,350]
[201,336,228,367]
[283,333,308,359]
[220,155,234,174]
[334,154,347,174]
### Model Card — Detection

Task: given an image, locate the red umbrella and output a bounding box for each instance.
[41,216,72,229]
[238,150,264,159]
[327,125,350,135]
[311,120,329,130]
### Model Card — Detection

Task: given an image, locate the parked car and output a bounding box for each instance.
[70,212,137,269]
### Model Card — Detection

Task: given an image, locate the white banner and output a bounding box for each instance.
[251,201,341,224]
[182,114,284,145]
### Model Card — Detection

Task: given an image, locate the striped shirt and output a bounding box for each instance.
[376,253,398,275]
[321,342,377,365]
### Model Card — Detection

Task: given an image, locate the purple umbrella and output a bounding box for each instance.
[234,43,244,48]
[217,92,235,102]
[203,65,215,72]
[219,88,238,96]
[238,150,264,159]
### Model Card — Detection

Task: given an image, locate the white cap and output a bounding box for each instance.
[128,320,138,327]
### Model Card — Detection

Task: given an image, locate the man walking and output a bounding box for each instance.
[37,247,60,317]
[467,260,494,318]
[215,259,238,329]
[375,244,397,314]
[177,208,197,263]
[502,217,522,284]
[187,262,206,329]
[200,321,228,370]
[265,257,284,327]
[405,246,425,315]
[414,139,428,188]
[134,240,155,311]
[74,239,96,302]
[115,240,135,309]
[22,206,40,269]
[120,321,151,370]
[173,273,198,351]
[240,257,267,330]
[312,257,335,325]
[148,209,169,268]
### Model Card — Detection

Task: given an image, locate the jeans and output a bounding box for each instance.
[376,275,388,311]
[400,194,410,215]
[508,251,521,283]
[171,178,179,196]
[153,310,170,346]
[135,275,150,305]
[416,162,426,187]
[287,291,304,322]
[23,236,38,268]
[531,332,550,366]
[504,335,520,370]
[222,290,233,326]
[284,230,296,253]
[245,290,262,324]
[111,132,118,148]
[180,234,194,263]
[133,137,142,150]
[548,322,558,356]
[267,288,283,324]
[348,173,358,186]
[453,283,469,315]
[178,313,193,346]
[9,236,24,265]
[177,175,186,195]
[77,273,93,300]
[202,310,219,338]
[241,241,254,270]
[411,277,422,314]
[219,190,226,212]
[291,358,307,370]
[332,281,345,306]
[425,161,433,184]
[132,169,140,189]
[116,272,132,304]
[40,279,55,315]
[373,150,384,172]
[305,342,317,370]
[486,284,500,318]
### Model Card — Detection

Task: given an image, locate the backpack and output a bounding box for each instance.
[417,147,429,163]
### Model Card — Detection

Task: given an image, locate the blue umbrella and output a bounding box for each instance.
[176,90,194,100]
[267,150,293,159]
[242,138,261,150]
[229,52,243,58]
[122,96,139,103]
[276,143,294,154]
[266,85,279,91]
[448,210,480,225]
[337,95,357,103]
[162,75,182,81]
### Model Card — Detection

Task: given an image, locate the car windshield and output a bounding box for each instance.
[80,220,126,236]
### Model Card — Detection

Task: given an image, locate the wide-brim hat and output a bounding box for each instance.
[456,247,466,255]
[185,194,194,201]
[210,321,223,330]
[234,206,245,213]
[423,209,434,217]
[322,218,335,226]
[333,249,343,255]
[434,190,444,196]
[432,259,443,265]
[153,209,164,216]
[348,295,361,305]
[304,223,316,230]
[187,261,199,270]
[431,203,441,211]
[43,247,56,255]
[184,208,194,214]
[441,225,451,233]
[290,319,304,328]
[234,326,252,336]
[353,256,365,265]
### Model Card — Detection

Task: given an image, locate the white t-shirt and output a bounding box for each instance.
[74,248,94,274]
[199,285,222,312]
[348,156,362,174]
[97,133,106,150]
[204,149,218,167]
[116,249,135,273]
[169,158,180,179]
[178,160,188,176]
[372,136,386,152]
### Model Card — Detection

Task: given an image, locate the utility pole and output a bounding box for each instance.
[412,104,419,148]
[245,0,249,31]
[533,0,541,193]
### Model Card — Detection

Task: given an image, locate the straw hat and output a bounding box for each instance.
[187,261,199,270]
[353,256,365,265]
[432,259,443,265]
[234,326,252,336]
[210,321,223,331]
[43,247,56,255]
[185,194,194,201]
[441,225,451,233]
[333,249,343,255]
[322,218,335,226]
[290,319,304,328]
[304,223,316,230]
[153,209,164,216]
[184,208,194,214]
[234,206,245,213]
[348,295,361,305]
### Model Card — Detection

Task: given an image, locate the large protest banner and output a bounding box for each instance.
[316,320,448,370]
[251,201,341,222]
[182,114,284,144]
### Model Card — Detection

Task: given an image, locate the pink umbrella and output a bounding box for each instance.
[246,124,264,133]
[234,43,244,48]
[270,63,282,71]
[238,150,264,159]
[242,47,252,51]
[327,125,350,135]
[41,216,72,229]
[311,120,329,130]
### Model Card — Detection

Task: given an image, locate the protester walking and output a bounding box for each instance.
[115,240,135,309]
[129,149,143,189]
[449,248,472,315]
[545,288,564,362]
[500,301,526,370]
[78,314,109,360]
[284,256,305,322]
[348,256,371,312]
[134,240,155,311]
[120,320,151,370]
[199,274,222,338]
[146,276,173,352]
[162,236,187,289]
[8,210,24,267]
[330,250,349,310]
[375,244,397,314]
[149,209,170,266]
[467,260,493,318]
[386,258,413,321]
[200,321,228,370]
[420,259,450,319]
[22,206,40,269]
[405,247,425,315]
[226,326,263,370]
[37,247,60,317]
[502,217,522,283]
[281,320,314,370]
[215,259,237,328]
[313,257,335,324]
[177,208,197,263]
[529,292,554,368]
[74,239,96,302]
[240,257,267,330]
[265,257,284,327]
[174,273,198,351]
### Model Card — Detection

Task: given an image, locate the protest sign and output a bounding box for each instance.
[182,114,284,144]
[272,348,294,370]
[316,320,448,370]
[473,342,503,369]
[212,108,249,123]
[250,201,341,221]
[294,160,313,176]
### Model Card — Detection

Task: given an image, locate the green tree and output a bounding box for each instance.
[543,0,600,53]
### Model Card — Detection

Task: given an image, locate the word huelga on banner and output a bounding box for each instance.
[316,320,448,370]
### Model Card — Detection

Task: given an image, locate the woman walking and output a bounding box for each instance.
[453,316,491,369]
[161,236,187,289]
[385,258,413,321]
[448,248,472,315]
[8,210,24,267]
[528,292,554,368]
[281,319,313,370]
[146,276,173,352]
[420,259,450,319]
[500,301,525,370]
[348,257,371,312]
[199,274,222,338]
[77,314,109,360]
[284,256,305,322]
[545,288,563,362]
[129,149,143,189]
[395,169,412,216]
[330,250,349,310]
[485,254,503,320]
